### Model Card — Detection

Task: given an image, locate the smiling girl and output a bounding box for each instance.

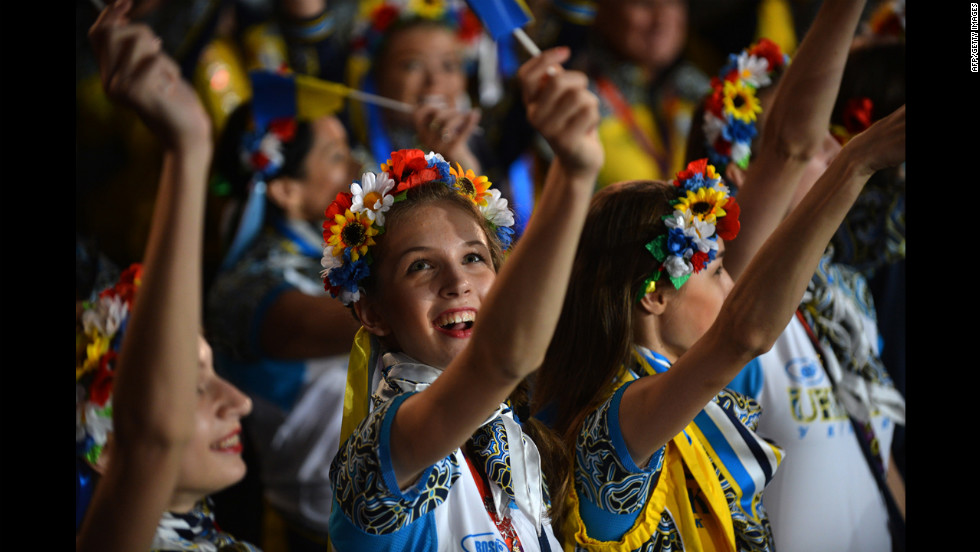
[77,2,256,550]
[531,41,905,552]
[321,46,602,551]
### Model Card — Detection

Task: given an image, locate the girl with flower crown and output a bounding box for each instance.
[320,45,601,551]
[528,6,906,550]
[531,106,905,552]
[683,2,907,549]
[346,0,492,179]
[78,2,257,550]
[205,86,363,552]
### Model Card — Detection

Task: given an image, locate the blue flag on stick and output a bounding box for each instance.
[464,0,533,41]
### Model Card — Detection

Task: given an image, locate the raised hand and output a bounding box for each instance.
[89,0,210,151]
[518,47,603,180]
[413,102,482,170]
[843,105,905,176]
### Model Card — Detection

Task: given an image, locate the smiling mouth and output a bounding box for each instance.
[211,429,243,453]
[433,310,475,336]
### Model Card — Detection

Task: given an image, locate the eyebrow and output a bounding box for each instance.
[394,240,489,261]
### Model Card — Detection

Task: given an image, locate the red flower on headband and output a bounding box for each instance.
[674,159,710,187]
[704,83,725,116]
[371,5,399,33]
[690,250,711,272]
[269,118,297,142]
[715,198,741,241]
[89,351,116,407]
[324,191,354,224]
[385,149,438,191]
[842,97,874,134]
[747,38,785,72]
[457,9,482,42]
[100,263,142,305]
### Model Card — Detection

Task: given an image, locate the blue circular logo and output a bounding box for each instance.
[784,357,824,385]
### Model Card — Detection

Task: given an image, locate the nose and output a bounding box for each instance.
[439,264,471,298]
[217,377,252,418]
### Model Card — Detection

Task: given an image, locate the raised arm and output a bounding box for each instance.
[723,0,866,279]
[78,1,213,550]
[620,106,905,462]
[390,47,602,485]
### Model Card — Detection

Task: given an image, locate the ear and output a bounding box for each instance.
[637,288,669,316]
[353,294,391,337]
[725,162,747,191]
[266,176,303,216]
[87,433,114,476]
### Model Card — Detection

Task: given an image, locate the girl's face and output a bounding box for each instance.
[358,201,496,369]
[299,116,354,222]
[376,25,466,121]
[170,337,252,512]
[657,242,734,362]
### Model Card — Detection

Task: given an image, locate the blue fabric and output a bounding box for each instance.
[220,180,267,271]
[215,350,307,413]
[577,381,664,542]
[727,358,764,400]
[464,0,532,40]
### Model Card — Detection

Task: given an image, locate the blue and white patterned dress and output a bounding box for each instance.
[565,347,783,552]
[328,354,561,552]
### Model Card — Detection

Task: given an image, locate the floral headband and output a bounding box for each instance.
[239,116,297,179]
[636,159,740,300]
[321,148,514,305]
[351,0,482,60]
[831,97,874,146]
[702,38,790,171]
[76,263,143,465]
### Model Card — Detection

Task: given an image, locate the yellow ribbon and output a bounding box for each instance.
[339,327,376,448]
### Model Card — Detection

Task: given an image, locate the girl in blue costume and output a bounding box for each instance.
[78,2,256,550]
[205,81,362,551]
[321,46,602,551]
[531,61,906,552]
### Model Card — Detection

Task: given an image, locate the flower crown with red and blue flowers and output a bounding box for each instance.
[637,159,741,300]
[321,148,514,305]
[351,0,483,61]
[76,263,143,465]
[701,38,790,171]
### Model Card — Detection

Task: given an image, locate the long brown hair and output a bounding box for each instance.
[530,180,679,527]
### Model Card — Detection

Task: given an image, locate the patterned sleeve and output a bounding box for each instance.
[328,393,461,547]
[574,380,666,541]
[830,170,905,275]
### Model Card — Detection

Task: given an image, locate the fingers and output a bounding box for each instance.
[103,25,165,100]
[525,70,593,137]
[414,105,482,149]
[518,46,571,106]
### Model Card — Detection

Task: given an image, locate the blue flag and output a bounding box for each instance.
[464,0,533,41]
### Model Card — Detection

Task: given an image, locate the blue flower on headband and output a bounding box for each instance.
[722,116,757,146]
[496,226,515,249]
[328,249,370,295]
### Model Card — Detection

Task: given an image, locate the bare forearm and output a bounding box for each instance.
[761,0,865,157]
[725,0,866,279]
[113,143,211,446]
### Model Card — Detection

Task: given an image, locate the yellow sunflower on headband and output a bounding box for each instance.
[722,79,762,123]
[674,187,729,224]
